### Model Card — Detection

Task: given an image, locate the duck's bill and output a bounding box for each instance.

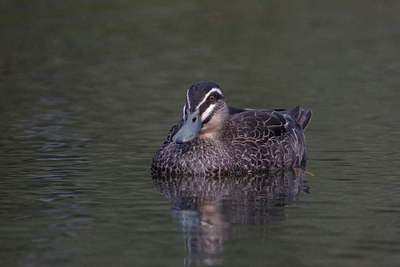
[173,110,202,144]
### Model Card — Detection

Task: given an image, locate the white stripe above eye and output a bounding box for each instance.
[195,88,223,110]
[186,89,191,110]
[182,102,186,119]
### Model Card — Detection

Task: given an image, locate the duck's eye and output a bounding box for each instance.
[209,96,215,103]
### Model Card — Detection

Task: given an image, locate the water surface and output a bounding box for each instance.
[1,1,400,266]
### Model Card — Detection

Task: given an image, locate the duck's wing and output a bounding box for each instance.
[229,109,285,139]
[282,105,312,131]
[230,106,312,139]
[228,106,286,115]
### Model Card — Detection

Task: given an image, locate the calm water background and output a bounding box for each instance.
[1,1,400,266]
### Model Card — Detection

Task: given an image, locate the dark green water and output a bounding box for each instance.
[1,1,400,266]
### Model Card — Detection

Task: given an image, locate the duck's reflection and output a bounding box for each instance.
[153,169,309,266]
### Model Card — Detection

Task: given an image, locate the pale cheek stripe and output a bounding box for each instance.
[201,104,215,122]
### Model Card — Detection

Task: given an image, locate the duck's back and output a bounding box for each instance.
[225,106,312,173]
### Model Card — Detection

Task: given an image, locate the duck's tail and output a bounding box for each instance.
[285,105,312,132]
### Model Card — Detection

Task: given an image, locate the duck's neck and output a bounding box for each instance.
[198,106,230,142]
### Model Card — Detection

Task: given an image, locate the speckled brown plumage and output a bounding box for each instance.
[151,82,312,177]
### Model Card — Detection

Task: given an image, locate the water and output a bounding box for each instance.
[1,0,400,266]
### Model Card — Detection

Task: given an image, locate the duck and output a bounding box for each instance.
[151,81,312,177]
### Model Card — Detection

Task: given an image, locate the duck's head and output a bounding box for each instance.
[173,81,229,144]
